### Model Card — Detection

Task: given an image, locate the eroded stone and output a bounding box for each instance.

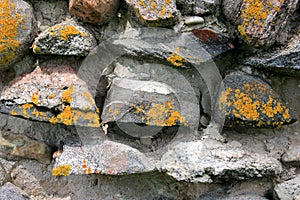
[274,175,300,200]
[222,0,298,47]
[0,182,29,200]
[159,139,282,183]
[282,145,300,165]
[0,131,50,163]
[52,140,155,176]
[32,21,96,56]
[0,65,100,127]
[125,0,178,26]
[218,72,296,128]
[69,0,120,24]
[0,0,36,70]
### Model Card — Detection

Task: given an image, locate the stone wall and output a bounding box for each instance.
[0,0,299,199]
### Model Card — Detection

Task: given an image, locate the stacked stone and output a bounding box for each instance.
[0,0,299,199]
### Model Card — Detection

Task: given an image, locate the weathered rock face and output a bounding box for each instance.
[176,0,218,15]
[0,65,100,127]
[282,145,300,165]
[0,182,29,200]
[69,0,120,24]
[222,0,298,47]
[274,175,300,200]
[159,139,282,183]
[0,0,36,70]
[244,33,300,76]
[125,0,178,26]
[0,161,8,186]
[32,22,96,56]
[52,140,155,176]
[0,131,50,163]
[218,72,296,128]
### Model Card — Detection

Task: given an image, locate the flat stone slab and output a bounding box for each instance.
[32,22,96,56]
[0,0,36,70]
[244,35,300,77]
[159,139,282,183]
[52,140,155,176]
[274,175,300,200]
[0,131,50,163]
[125,0,178,26]
[222,0,298,47]
[0,65,100,127]
[218,72,296,128]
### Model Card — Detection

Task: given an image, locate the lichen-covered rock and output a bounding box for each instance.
[125,0,178,26]
[222,0,298,47]
[0,65,100,127]
[282,145,300,165]
[274,175,300,200]
[52,140,155,176]
[218,72,296,128]
[69,0,120,24]
[0,0,36,70]
[159,139,282,183]
[32,22,96,56]
[244,33,300,77]
[0,182,29,200]
[0,131,50,163]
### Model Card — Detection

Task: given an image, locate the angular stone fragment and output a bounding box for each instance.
[32,22,96,56]
[125,0,178,26]
[244,34,300,77]
[0,65,100,127]
[159,139,282,183]
[282,145,300,165]
[0,131,50,163]
[0,0,36,70]
[274,175,300,200]
[218,72,296,128]
[69,0,120,24]
[52,140,155,176]
[222,0,298,47]
[0,182,30,200]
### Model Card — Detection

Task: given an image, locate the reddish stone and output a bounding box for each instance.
[69,0,120,24]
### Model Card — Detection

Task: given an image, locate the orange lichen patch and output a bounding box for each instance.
[48,94,55,99]
[83,92,96,107]
[220,82,293,127]
[167,52,186,67]
[238,0,284,43]
[49,25,86,41]
[52,164,71,176]
[49,116,58,124]
[62,85,74,103]
[87,167,92,174]
[0,0,24,65]
[32,108,40,118]
[21,103,33,116]
[56,105,73,126]
[144,101,186,126]
[10,109,17,115]
[31,91,39,105]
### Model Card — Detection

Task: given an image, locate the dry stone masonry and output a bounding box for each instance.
[0,0,299,199]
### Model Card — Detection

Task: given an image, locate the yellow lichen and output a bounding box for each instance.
[52,164,71,176]
[50,25,86,41]
[62,85,74,103]
[31,92,39,105]
[48,94,55,99]
[32,45,41,54]
[0,0,24,65]
[238,0,284,42]
[22,103,33,116]
[56,105,73,126]
[10,110,17,115]
[167,52,186,67]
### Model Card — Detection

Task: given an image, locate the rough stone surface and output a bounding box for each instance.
[125,0,178,26]
[218,72,296,128]
[282,145,300,165]
[225,194,269,200]
[52,140,155,176]
[0,131,50,163]
[244,32,300,77]
[32,21,96,56]
[222,0,298,47]
[69,0,120,24]
[0,0,36,70]
[0,65,100,127]
[274,175,300,200]
[176,0,218,15]
[0,161,8,186]
[159,139,282,183]
[0,182,29,200]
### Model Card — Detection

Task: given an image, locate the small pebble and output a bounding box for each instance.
[184,16,205,25]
